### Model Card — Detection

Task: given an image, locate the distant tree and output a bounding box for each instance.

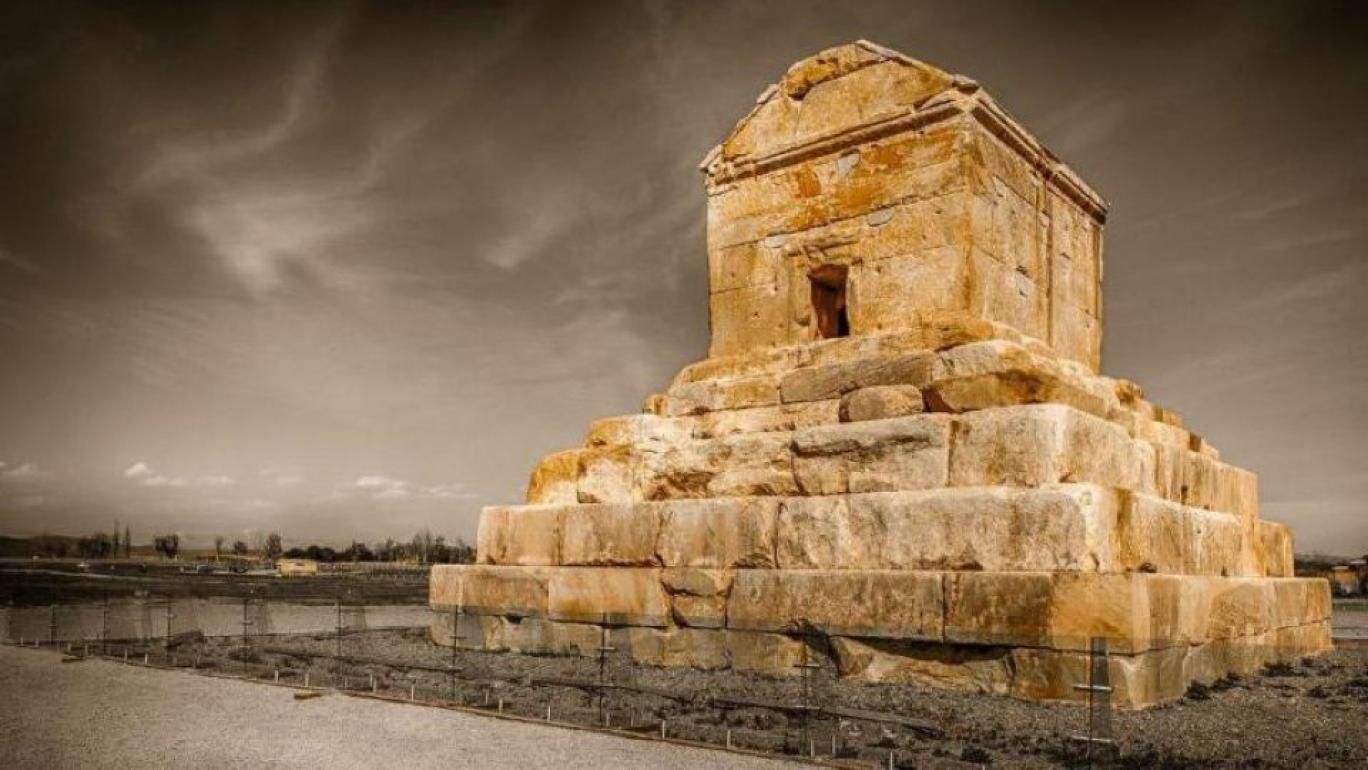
[124,526,131,558]
[284,547,306,558]
[448,537,475,565]
[264,532,283,560]
[112,525,120,557]
[411,530,436,564]
[340,540,374,562]
[232,540,248,556]
[153,534,179,560]
[78,532,114,559]
[213,536,225,562]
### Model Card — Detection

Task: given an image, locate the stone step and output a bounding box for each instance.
[657,337,1215,458]
[427,610,1330,709]
[485,485,1292,578]
[526,403,1259,519]
[489,486,1291,579]
[431,565,1329,657]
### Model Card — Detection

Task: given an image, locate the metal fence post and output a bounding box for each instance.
[1070,636,1115,768]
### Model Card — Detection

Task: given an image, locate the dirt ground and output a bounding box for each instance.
[79,627,1364,769]
[0,645,800,770]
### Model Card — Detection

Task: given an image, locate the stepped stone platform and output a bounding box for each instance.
[431,41,1331,708]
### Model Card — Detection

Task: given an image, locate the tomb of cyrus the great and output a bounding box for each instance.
[431,41,1332,708]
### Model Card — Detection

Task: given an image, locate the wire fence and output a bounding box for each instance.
[6,597,1345,768]
[3,598,1147,768]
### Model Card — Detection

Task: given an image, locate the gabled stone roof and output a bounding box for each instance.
[701,40,1107,219]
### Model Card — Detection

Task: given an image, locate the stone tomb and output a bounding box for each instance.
[431,41,1331,708]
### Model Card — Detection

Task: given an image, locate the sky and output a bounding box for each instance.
[0,1,1365,554]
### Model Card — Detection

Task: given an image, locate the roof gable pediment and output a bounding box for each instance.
[708,41,956,172]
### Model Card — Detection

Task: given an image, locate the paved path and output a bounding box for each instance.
[0,646,798,769]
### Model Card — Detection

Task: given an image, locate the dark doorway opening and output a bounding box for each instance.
[809,265,850,339]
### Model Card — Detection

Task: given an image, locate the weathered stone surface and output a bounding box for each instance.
[657,498,778,568]
[777,486,1115,572]
[727,569,943,639]
[831,637,1012,692]
[660,567,734,597]
[949,404,1148,492]
[559,504,659,566]
[838,384,925,422]
[477,505,561,566]
[792,414,950,494]
[641,432,796,500]
[1151,443,1259,518]
[1113,492,1186,575]
[695,400,839,438]
[925,340,1114,418]
[525,449,581,505]
[726,631,812,676]
[627,627,729,669]
[671,595,727,629]
[780,353,934,404]
[431,565,549,618]
[547,567,670,627]
[1257,520,1294,578]
[944,572,1055,648]
[669,374,782,413]
[576,445,638,504]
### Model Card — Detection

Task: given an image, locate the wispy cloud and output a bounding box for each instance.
[346,474,475,502]
[0,461,46,480]
[123,461,235,489]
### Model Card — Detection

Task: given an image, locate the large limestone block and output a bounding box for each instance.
[1273,578,1332,628]
[1010,646,1189,709]
[547,567,670,627]
[1045,573,1159,653]
[1151,443,1259,518]
[627,627,729,669]
[944,572,1055,648]
[526,449,582,504]
[709,282,791,357]
[949,404,1149,493]
[477,505,561,566]
[831,637,1012,692]
[1202,578,1276,642]
[696,400,840,438]
[727,569,943,640]
[584,414,688,448]
[1113,492,1186,575]
[848,248,971,334]
[708,126,968,251]
[431,565,550,618]
[838,384,925,422]
[668,373,781,413]
[727,630,813,676]
[657,498,779,568]
[641,432,797,500]
[792,414,950,494]
[925,340,1114,418]
[1185,509,1249,577]
[777,486,1115,573]
[1256,520,1294,578]
[780,352,934,404]
[560,503,660,566]
[459,616,603,656]
[577,445,639,504]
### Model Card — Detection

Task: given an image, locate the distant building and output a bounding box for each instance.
[277,558,319,577]
[1330,563,1365,596]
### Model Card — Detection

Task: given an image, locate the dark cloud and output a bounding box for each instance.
[1,1,1365,553]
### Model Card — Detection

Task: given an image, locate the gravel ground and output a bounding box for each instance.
[0,645,801,769]
[127,628,1368,769]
